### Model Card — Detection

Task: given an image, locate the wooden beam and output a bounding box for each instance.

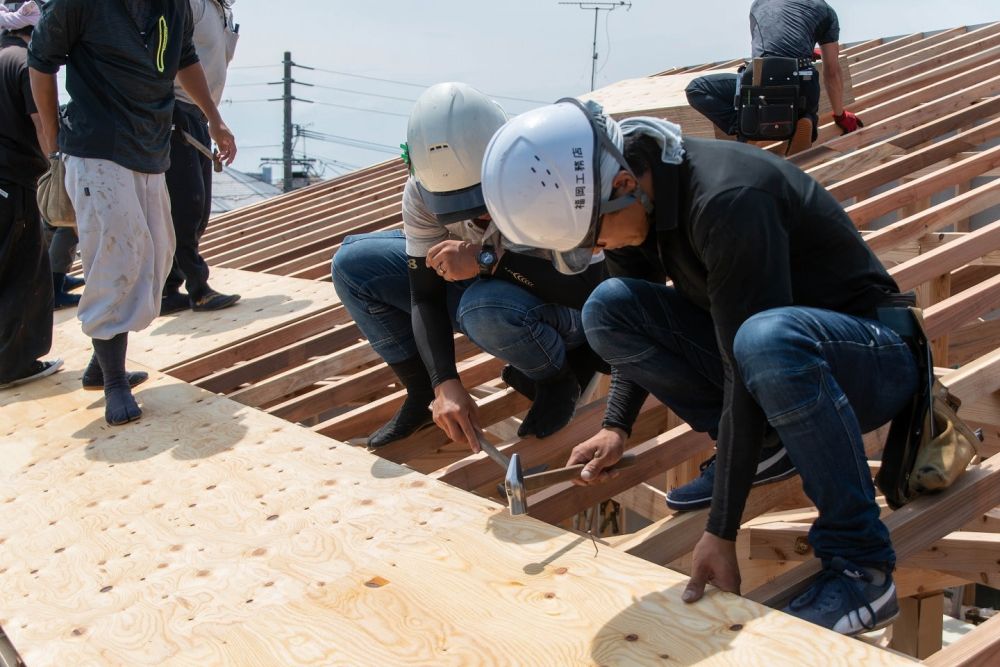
[889,221,1000,291]
[923,612,1000,666]
[890,592,944,659]
[746,451,1000,609]
[749,524,1000,576]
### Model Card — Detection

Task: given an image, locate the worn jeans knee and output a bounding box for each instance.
[458,279,585,380]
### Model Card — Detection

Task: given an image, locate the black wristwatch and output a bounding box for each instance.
[477,244,497,279]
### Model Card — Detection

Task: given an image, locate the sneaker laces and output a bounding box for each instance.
[698,455,717,473]
[790,561,879,631]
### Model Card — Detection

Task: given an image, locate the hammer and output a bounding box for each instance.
[504,451,638,516]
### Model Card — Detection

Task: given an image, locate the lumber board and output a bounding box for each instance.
[923,612,1000,667]
[165,306,350,384]
[0,375,916,665]
[888,220,1000,292]
[749,524,1000,576]
[52,268,340,373]
[844,136,1000,229]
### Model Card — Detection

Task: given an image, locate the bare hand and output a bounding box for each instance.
[426,240,480,282]
[682,532,741,603]
[566,428,626,486]
[432,378,482,449]
[208,118,237,165]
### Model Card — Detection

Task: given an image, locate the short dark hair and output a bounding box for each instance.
[6,24,33,37]
[622,133,661,179]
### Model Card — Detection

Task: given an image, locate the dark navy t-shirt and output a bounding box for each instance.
[750,0,840,59]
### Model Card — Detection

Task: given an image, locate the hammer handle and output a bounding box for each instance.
[522,453,638,492]
[474,432,510,470]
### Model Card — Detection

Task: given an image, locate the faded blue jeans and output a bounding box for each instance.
[331,230,586,379]
[583,278,918,565]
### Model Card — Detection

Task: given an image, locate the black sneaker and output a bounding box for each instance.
[191,289,241,312]
[665,444,797,511]
[783,557,899,635]
[0,359,64,390]
[160,292,190,316]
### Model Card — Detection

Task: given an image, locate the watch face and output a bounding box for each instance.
[478,250,497,266]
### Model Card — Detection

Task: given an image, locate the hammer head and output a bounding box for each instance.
[504,452,528,515]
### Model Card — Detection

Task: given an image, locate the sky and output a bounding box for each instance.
[217,0,999,180]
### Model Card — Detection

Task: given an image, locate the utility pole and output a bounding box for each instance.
[559,1,631,91]
[265,51,313,192]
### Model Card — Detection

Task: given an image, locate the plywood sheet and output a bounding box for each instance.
[0,372,913,666]
[53,268,339,372]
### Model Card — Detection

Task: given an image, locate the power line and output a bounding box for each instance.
[297,128,400,155]
[303,65,547,105]
[310,100,409,118]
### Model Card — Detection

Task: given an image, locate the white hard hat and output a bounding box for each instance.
[481,98,648,274]
[406,82,507,223]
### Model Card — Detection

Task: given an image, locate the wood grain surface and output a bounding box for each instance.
[52,268,339,372]
[0,369,914,665]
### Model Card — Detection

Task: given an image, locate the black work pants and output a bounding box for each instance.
[164,101,213,300]
[685,71,821,140]
[0,181,53,383]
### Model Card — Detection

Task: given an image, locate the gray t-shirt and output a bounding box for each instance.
[749,0,840,59]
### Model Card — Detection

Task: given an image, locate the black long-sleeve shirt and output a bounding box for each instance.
[28,0,198,174]
[603,137,900,539]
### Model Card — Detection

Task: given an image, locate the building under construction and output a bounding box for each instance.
[2,22,1000,666]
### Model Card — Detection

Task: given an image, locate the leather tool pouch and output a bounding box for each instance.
[736,57,804,141]
[874,307,981,509]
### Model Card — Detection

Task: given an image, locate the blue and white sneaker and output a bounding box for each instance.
[665,443,797,511]
[783,557,899,635]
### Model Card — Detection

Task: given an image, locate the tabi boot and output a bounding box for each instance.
[502,364,536,400]
[92,333,142,426]
[517,364,581,439]
[366,356,435,449]
[81,350,149,391]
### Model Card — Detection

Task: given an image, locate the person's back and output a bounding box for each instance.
[0,30,45,187]
[750,0,840,58]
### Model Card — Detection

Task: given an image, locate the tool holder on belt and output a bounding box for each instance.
[734,57,814,141]
[874,306,982,509]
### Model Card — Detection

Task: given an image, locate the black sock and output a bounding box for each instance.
[517,364,580,439]
[367,356,435,448]
[92,334,142,425]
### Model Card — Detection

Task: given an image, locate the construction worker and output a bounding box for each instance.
[480,99,919,635]
[331,82,606,450]
[29,0,237,425]
[0,1,62,389]
[685,0,862,152]
[160,0,241,315]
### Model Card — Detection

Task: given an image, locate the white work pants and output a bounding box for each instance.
[64,157,175,340]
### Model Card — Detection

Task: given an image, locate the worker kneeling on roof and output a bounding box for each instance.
[685,0,862,154]
[480,99,920,635]
[331,82,608,451]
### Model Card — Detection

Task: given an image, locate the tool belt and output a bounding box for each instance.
[734,57,814,141]
[873,303,981,509]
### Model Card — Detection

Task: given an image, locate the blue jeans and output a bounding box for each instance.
[584,278,918,565]
[331,230,585,379]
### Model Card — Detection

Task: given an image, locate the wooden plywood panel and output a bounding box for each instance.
[0,373,914,666]
[52,268,339,372]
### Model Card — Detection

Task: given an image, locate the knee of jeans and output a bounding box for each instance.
[582,278,634,354]
[330,240,364,289]
[733,309,816,378]
[457,286,524,345]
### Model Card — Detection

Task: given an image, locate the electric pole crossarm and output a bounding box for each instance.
[558,1,632,91]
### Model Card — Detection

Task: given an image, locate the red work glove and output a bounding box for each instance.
[812,47,822,61]
[834,110,864,134]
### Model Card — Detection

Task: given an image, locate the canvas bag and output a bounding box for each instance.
[874,307,980,509]
[36,155,76,228]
